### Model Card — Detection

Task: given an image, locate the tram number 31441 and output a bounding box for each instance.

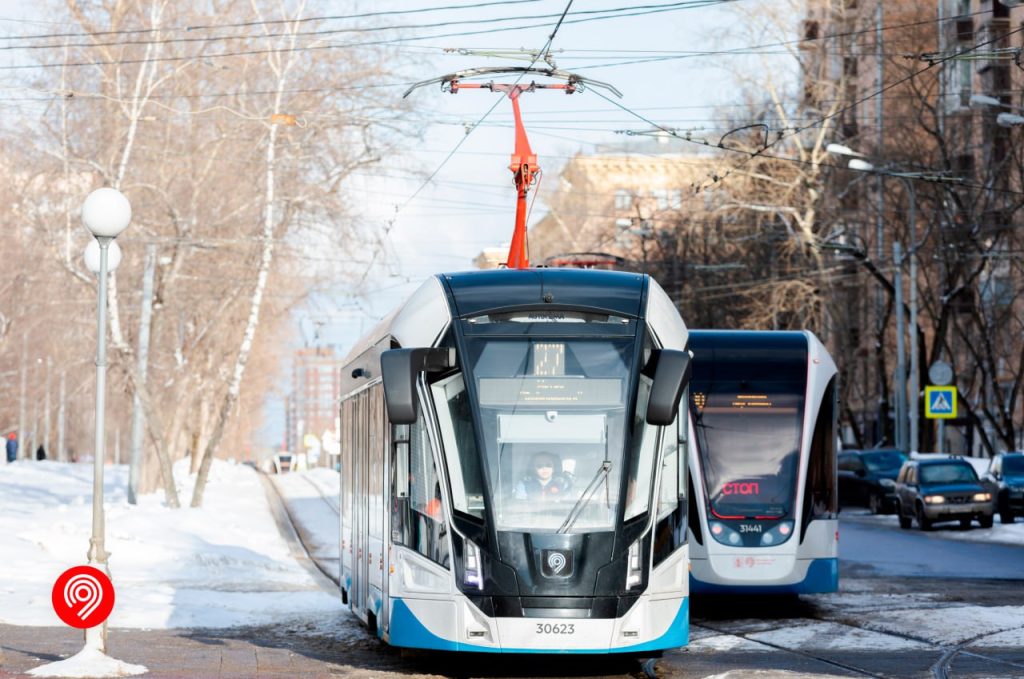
[536,623,577,635]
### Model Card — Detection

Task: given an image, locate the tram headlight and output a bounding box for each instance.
[626,539,643,589]
[463,539,484,590]
[760,521,795,546]
[924,495,946,505]
[708,521,742,546]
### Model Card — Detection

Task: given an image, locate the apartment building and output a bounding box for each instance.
[805,0,1024,453]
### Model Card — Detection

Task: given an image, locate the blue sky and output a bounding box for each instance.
[284,0,798,446]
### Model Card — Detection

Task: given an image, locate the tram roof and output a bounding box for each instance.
[440,268,647,318]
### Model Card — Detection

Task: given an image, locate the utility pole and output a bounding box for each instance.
[128,244,156,504]
[18,332,26,460]
[57,371,66,462]
[875,0,887,443]
[893,242,907,452]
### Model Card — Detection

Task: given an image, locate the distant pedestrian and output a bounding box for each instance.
[5,433,16,463]
[35,444,46,461]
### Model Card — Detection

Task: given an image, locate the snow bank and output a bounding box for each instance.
[0,459,342,629]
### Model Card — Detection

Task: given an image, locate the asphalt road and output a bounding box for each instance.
[839,511,1024,580]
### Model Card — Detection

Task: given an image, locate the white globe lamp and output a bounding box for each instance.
[84,239,123,273]
[81,187,132,238]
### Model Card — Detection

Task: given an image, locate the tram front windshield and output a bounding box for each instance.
[692,379,804,519]
[432,330,657,534]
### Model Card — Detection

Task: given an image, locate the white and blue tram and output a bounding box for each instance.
[338,269,693,653]
[685,330,839,594]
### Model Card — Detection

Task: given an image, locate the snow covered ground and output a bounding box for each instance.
[0,459,343,629]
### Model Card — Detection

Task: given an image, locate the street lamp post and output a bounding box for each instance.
[969,93,1024,128]
[80,188,131,653]
[826,145,925,453]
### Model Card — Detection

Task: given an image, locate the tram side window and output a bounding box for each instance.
[432,373,486,519]
[653,410,688,567]
[393,408,450,568]
[368,387,384,540]
[625,375,657,521]
[804,377,838,531]
[341,399,353,527]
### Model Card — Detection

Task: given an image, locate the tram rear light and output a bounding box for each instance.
[464,540,484,590]
[778,523,791,536]
[626,540,643,589]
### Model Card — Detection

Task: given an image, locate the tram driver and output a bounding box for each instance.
[514,451,573,501]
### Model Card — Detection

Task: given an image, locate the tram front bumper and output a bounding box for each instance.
[388,594,687,653]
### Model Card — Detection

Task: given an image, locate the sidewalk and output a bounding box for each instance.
[0,621,415,678]
[0,467,390,678]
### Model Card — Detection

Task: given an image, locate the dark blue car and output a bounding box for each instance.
[838,449,907,514]
[981,452,1024,524]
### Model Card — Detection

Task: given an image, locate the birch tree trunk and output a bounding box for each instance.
[191,4,303,507]
[101,0,181,507]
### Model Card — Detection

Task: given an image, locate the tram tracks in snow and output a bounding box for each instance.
[259,472,1024,677]
[682,612,1024,679]
[260,472,340,592]
[689,621,886,678]
[298,470,341,514]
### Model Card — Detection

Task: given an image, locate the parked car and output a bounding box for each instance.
[981,452,1024,524]
[838,449,907,514]
[894,457,994,530]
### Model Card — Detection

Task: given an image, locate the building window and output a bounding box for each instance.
[652,188,670,211]
[948,54,973,108]
[614,189,632,210]
[669,189,683,210]
[803,20,819,41]
[953,153,976,178]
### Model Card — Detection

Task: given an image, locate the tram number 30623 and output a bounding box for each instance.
[536,623,576,635]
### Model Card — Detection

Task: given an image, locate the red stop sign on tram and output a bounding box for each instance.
[51,565,115,629]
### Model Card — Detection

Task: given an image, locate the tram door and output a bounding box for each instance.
[352,389,369,621]
[376,386,391,636]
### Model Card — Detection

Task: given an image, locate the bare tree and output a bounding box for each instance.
[4,0,412,503]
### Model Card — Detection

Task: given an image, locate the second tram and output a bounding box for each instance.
[339,268,693,653]
[686,330,839,594]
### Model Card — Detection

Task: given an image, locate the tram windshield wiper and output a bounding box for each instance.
[558,461,612,534]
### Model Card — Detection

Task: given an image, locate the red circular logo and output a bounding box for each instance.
[51,565,115,629]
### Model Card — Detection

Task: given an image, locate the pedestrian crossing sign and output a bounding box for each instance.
[925,386,957,419]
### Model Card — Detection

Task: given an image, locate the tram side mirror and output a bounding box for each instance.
[381,347,456,424]
[646,349,692,426]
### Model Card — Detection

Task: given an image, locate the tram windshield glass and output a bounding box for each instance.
[432,334,658,533]
[692,377,805,520]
